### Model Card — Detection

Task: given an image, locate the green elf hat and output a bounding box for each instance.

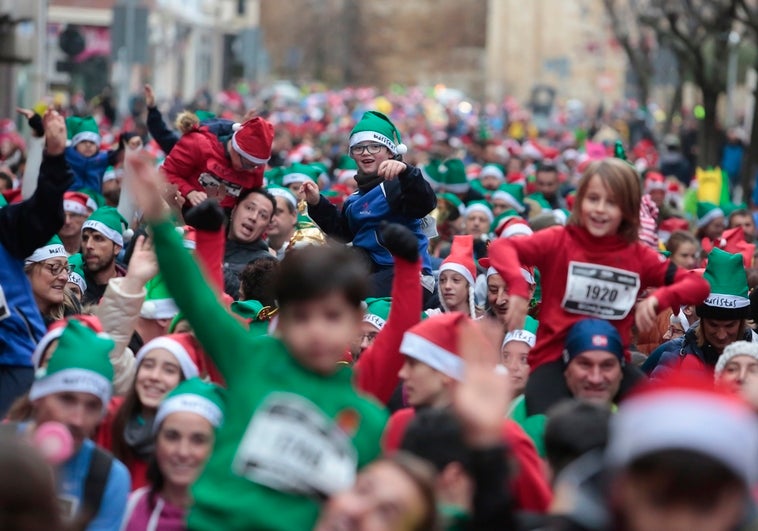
[440,159,469,194]
[479,163,506,182]
[696,201,725,229]
[502,316,539,349]
[363,297,392,331]
[0,194,6,208]
[140,275,179,320]
[421,160,446,190]
[267,184,298,210]
[80,188,107,209]
[348,111,407,155]
[154,377,226,433]
[336,154,358,171]
[438,192,465,218]
[308,161,330,186]
[29,320,114,408]
[492,183,525,213]
[195,110,216,122]
[264,166,285,187]
[464,199,494,224]
[697,247,750,320]
[67,253,87,295]
[25,235,67,264]
[66,116,101,147]
[281,163,320,187]
[82,206,132,247]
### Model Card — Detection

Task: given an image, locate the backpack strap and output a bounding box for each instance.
[80,446,114,524]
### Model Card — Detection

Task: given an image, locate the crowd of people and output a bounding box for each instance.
[0,82,757,531]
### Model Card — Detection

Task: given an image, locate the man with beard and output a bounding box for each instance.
[59,191,97,255]
[265,185,298,259]
[81,206,129,305]
[222,187,276,298]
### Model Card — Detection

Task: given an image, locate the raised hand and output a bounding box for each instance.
[125,235,158,286]
[144,84,156,108]
[124,150,169,221]
[42,109,67,156]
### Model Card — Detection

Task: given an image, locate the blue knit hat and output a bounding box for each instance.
[563,319,624,365]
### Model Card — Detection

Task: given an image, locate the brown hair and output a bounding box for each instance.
[568,158,641,243]
[665,230,698,254]
[382,452,439,531]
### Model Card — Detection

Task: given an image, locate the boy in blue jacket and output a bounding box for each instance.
[64,116,123,192]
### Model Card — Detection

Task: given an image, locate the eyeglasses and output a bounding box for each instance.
[240,157,263,171]
[350,143,385,156]
[44,263,71,277]
[359,332,379,343]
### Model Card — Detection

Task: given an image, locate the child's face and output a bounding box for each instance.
[351,143,392,175]
[277,291,363,375]
[75,141,98,158]
[580,175,623,238]
[671,242,698,270]
[704,216,726,241]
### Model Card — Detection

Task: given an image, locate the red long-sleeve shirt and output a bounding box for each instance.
[488,225,711,370]
[383,407,553,513]
[354,256,421,404]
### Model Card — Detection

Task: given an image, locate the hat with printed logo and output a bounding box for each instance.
[29,320,114,408]
[154,378,226,433]
[31,315,104,370]
[231,117,275,166]
[502,316,539,349]
[349,111,407,156]
[697,247,750,320]
[363,297,392,331]
[63,191,98,216]
[25,235,67,264]
[82,206,132,247]
[563,319,624,365]
[66,116,101,147]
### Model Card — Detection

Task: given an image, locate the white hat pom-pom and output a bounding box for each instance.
[232,122,242,132]
[123,229,135,244]
[396,143,408,155]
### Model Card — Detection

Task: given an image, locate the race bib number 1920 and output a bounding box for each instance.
[232,393,357,498]
[561,261,640,320]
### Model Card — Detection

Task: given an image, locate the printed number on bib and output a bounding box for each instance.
[0,285,10,321]
[561,261,640,320]
[232,393,357,498]
[197,172,243,197]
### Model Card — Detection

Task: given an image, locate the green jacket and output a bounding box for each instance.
[151,220,388,531]
[509,394,547,458]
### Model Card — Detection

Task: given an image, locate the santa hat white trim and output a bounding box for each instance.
[71,131,101,147]
[500,223,533,239]
[480,165,505,181]
[154,394,223,433]
[606,390,758,485]
[82,220,123,247]
[63,199,96,216]
[400,331,464,381]
[703,293,750,309]
[349,130,398,155]
[503,329,537,348]
[521,267,535,285]
[281,173,313,186]
[268,187,298,209]
[363,314,386,331]
[135,337,199,379]
[31,327,66,370]
[491,190,525,213]
[140,299,180,320]
[439,262,475,287]
[67,271,87,297]
[231,131,270,165]
[486,267,499,278]
[29,368,112,409]
[465,203,494,223]
[696,207,725,229]
[25,244,68,264]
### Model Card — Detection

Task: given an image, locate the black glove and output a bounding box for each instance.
[184,199,226,232]
[28,113,44,137]
[379,221,419,263]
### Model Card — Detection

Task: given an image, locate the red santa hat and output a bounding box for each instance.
[606,373,758,487]
[644,171,667,194]
[440,235,476,286]
[494,216,533,239]
[176,225,197,250]
[400,312,469,381]
[135,333,201,379]
[63,191,98,217]
[231,117,275,166]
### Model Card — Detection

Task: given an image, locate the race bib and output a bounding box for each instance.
[0,285,9,321]
[198,172,243,197]
[232,393,358,498]
[561,261,640,320]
